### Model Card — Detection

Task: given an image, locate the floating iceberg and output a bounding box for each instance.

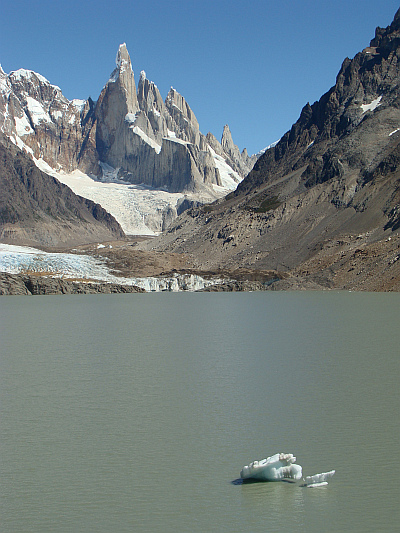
[240,453,335,487]
[240,453,302,482]
[302,470,336,488]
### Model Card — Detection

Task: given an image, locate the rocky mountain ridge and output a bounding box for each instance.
[0,133,125,247]
[0,44,253,195]
[140,8,400,291]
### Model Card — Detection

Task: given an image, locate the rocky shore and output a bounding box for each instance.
[0,272,145,295]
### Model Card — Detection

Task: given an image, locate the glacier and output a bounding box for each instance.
[240,453,335,487]
[0,244,222,292]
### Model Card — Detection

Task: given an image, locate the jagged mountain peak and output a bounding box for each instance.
[116,43,131,70]
[107,43,136,91]
[9,68,52,86]
[0,41,254,202]
[221,124,233,147]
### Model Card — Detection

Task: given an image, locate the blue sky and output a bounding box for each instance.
[1,1,398,155]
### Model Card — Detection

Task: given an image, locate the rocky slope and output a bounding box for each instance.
[0,44,252,196]
[140,9,400,291]
[0,134,125,247]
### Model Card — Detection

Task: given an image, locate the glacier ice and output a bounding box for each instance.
[240,453,335,487]
[240,453,302,482]
[303,470,336,487]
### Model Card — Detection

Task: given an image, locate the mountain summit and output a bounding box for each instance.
[0,44,253,195]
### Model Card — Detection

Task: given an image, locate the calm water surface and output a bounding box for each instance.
[0,292,399,532]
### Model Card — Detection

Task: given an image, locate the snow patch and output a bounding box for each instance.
[256,139,280,158]
[131,126,162,153]
[208,146,242,190]
[14,114,34,136]
[9,134,34,155]
[164,134,190,146]
[71,99,86,112]
[52,110,63,121]
[25,96,52,125]
[124,112,137,124]
[389,128,400,136]
[360,96,382,114]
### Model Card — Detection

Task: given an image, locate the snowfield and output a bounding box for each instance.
[34,159,230,237]
[0,244,220,292]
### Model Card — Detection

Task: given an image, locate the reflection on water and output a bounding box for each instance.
[0,292,399,532]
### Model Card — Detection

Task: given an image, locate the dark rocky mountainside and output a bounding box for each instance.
[141,9,400,291]
[0,134,125,247]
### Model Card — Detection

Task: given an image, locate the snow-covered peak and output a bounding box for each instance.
[140,70,146,81]
[108,43,133,84]
[116,43,131,72]
[9,68,61,92]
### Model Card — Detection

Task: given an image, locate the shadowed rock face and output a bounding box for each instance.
[0,134,125,247]
[0,44,253,195]
[140,9,400,291]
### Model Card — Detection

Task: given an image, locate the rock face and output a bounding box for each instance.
[0,272,145,295]
[141,9,400,291]
[0,44,253,195]
[0,134,125,247]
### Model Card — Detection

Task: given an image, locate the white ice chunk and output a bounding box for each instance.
[303,470,335,487]
[360,96,382,114]
[240,453,303,482]
[240,453,335,486]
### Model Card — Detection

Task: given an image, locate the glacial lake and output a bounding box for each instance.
[0,292,399,532]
